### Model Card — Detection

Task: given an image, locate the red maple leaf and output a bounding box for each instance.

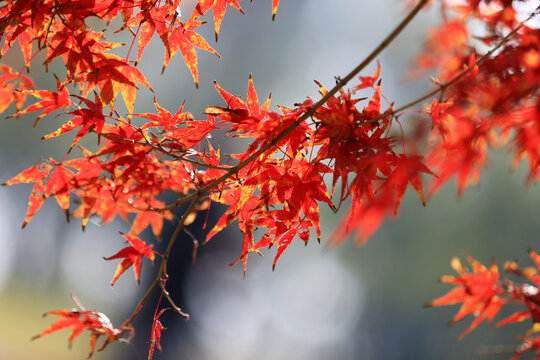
[425,256,504,339]
[0,63,34,113]
[126,1,175,65]
[190,0,245,42]
[164,19,220,87]
[129,198,173,240]
[148,308,168,360]
[208,74,271,138]
[104,234,156,286]
[2,162,52,227]
[11,77,71,127]
[382,154,435,213]
[44,26,122,80]
[75,56,153,115]
[31,294,124,358]
[43,159,76,222]
[42,93,106,148]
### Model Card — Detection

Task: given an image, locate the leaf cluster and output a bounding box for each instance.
[1,0,540,358]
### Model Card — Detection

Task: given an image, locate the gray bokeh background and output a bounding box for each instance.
[1,1,539,359]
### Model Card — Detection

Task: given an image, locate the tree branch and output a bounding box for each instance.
[160,0,429,212]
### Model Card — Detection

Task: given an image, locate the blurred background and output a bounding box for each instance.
[1,0,540,359]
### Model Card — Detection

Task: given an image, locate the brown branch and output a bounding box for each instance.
[160,0,429,212]
[159,278,189,319]
[122,196,199,326]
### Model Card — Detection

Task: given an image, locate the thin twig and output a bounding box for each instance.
[159,279,189,319]
[104,133,232,171]
[122,196,199,325]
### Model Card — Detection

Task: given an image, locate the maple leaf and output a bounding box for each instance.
[42,94,106,148]
[40,160,78,223]
[412,20,469,80]
[425,256,504,339]
[10,77,70,127]
[0,2,42,71]
[2,162,52,187]
[148,308,168,360]
[127,4,168,65]
[163,19,220,87]
[190,0,246,42]
[32,309,87,349]
[0,63,34,114]
[75,56,153,115]
[2,162,53,227]
[31,294,124,359]
[56,0,124,19]
[44,26,123,81]
[137,97,189,131]
[104,234,156,286]
[382,154,435,213]
[206,185,259,274]
[208,74,271,137]
[129,198,173,240]
[61,147,106,230]
[352,61,381,91]
[427,105,492,196]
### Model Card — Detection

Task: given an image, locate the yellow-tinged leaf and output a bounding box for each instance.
[163,20,219,87]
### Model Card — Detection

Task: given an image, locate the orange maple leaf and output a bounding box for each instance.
[42,94,106,148]
[11,77,70,127]
[104,234,156,286]
[148,308,168,360]
[32,295,124,359]
[190,0,245,42]
[425,256,504,339]
[163,19,220,87]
